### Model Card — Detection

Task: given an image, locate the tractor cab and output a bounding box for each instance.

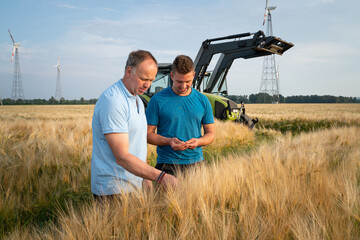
[145,65,218,98]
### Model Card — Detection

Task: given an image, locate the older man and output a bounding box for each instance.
[91,50,178,199]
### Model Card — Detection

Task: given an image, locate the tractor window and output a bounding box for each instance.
[202,70,228,96]
[147,72,170,97]
[214,70,228,96]
[201,71,212,92]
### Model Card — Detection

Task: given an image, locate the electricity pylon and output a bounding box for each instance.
[259,1,279,103]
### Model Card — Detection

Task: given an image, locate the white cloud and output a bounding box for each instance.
[287,42,359,65]
[102,7,121,13]
[307,0,335,7]
[56,4,88,11]
[57,4,76,9]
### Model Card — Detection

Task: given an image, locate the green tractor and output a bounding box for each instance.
[140,30,293,129]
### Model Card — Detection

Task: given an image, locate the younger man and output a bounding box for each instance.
[146,55,215,175]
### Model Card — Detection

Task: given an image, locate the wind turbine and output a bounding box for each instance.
[262,0,277,26]
[55,56,62,101]
[8,29,25,100]
[259,0,279,103]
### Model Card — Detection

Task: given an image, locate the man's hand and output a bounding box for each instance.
[160,173,179,188]
[169,138,188,151]
[142,179,153,191]
[185,138,200,149]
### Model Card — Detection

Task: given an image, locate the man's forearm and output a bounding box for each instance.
[116,152,178,188]
[116,152,161,181]
[197,132,215,146]
[147,132,171,146]
[104,132,177,186]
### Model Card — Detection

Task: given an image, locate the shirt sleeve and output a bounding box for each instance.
[98,97,128,134]
[202,96,215,124]
[145,97,159,126]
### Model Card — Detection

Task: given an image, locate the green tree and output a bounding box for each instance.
[48,96,57,104]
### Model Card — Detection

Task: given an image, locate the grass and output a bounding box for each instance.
[0,104,359,239]
[10,126,360,239]
[246,103,360,134]
[257,118,351,135]
[0,106,94,236]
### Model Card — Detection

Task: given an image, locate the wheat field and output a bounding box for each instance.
[0,104,359,239]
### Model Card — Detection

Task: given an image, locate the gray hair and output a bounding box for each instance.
[125,50,157,72]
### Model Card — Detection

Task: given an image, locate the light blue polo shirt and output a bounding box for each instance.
[91,79,147,195]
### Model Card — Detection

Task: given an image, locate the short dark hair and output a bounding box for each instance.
[172,55,194,74]
[125,50,157,70]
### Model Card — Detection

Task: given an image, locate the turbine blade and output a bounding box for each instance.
[11,46,15,62]
[8,29,15,45]
[263,9,268,25]
[263,0,269,25]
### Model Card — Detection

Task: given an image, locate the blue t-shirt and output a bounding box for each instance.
[146,87,214,164]
[91,79,147,195]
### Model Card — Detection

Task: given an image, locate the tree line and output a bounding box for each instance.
[1,93,359,105]
[227,93,360,104]
[1,97,97,105]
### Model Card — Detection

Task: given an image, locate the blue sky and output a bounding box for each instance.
[0,0,359,99]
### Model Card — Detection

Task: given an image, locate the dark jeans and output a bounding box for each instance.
[93,193,133,203]
[93,193,119,202]
[155,161,204,176]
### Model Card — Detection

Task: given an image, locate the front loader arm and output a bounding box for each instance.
[193,30,294,92]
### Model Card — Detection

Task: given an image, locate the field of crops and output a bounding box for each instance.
[1,104,359,239]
